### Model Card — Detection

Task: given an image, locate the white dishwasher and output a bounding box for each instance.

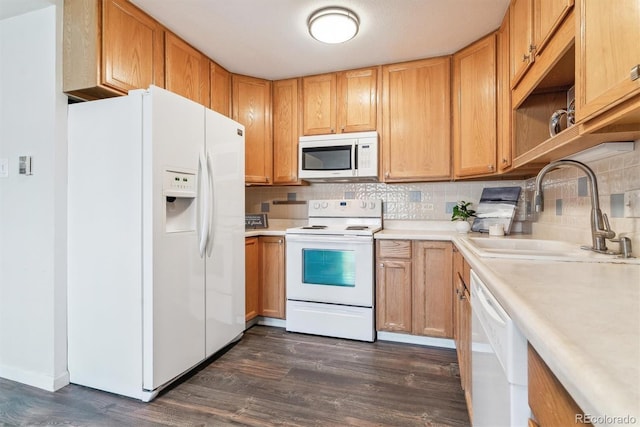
[471,270,529,427]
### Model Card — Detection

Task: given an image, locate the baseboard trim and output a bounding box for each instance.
[377,331,456,349]
[0,364,69,391]
[257,317,286,328]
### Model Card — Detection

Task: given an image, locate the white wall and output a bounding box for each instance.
[0,2,69,391]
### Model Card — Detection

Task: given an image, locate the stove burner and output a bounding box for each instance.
[345,225,369,230]
[301,225,327,229]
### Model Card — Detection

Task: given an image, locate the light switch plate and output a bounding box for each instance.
[0,158,8,178]
[624,189,640,218]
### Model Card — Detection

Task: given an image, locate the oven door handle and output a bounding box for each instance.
[285,234,373,244]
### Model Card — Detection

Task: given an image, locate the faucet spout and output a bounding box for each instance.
[533,159,615,252]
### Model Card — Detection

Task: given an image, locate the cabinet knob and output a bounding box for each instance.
[379,263,384,268]
[529,44,536,53]
[631,64,640,81]
[341,126,345,132]
[278,239,283,244]
[502,158,508,164]
[384,171,390,178]
[330,128,335,133]
[522,54,529,63]
[488,164,495,171]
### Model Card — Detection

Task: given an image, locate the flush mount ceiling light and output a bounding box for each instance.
[308,7,360,44]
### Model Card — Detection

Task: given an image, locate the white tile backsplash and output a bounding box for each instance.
[247,144,639,251]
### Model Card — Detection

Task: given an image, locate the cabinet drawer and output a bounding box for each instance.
[377,240,411,259]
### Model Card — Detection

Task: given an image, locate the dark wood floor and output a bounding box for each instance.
[0,326,470,426]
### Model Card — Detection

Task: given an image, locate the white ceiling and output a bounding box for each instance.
[0,0,510,81]
[0,0,56,20]
[129,0,510,80]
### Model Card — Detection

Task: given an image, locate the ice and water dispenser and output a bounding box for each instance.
[163,169,197,233]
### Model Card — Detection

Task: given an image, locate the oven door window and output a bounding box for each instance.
[301,145,352,171]
[302,249,355,287]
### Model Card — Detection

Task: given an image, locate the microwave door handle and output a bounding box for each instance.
[352,144,357,176]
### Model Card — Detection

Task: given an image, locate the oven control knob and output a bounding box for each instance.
[369,201,376,209]
[360,201,367,209]
[313,202,320,209]
[321,202,328,209]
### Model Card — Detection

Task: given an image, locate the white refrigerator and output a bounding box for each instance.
[67,85,245,401]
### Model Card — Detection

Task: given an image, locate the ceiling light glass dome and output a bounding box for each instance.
[308,7,360,44]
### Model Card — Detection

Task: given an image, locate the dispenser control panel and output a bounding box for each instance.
[163,170,196,198]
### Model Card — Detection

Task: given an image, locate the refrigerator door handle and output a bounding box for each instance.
[205,152,215,256]
[197,154,210,257]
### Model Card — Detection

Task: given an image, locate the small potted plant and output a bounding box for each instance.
[451,201,476,233]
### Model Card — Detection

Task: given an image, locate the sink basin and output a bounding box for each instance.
[461,236,638,264]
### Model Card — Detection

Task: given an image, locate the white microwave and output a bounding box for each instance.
[298,131,378,182]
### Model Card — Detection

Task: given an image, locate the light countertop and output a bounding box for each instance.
[377,221,640,426]
[244,219,639,425]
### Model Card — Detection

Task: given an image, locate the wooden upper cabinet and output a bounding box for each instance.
[381,57,451,182]
[575,0,640,122]
[302,67,377,135]
[533,0,574,57]
[63,0,164,100]
[497,11,513,172]
[302,73,337,135]
[272,78,301,185]
[510,0,534,88]
[337,67,378,133]
[412,241,453,338]
[209,61,231,117]
[232,75,273,185]
[165,32,210,105]
[453,33,497,178]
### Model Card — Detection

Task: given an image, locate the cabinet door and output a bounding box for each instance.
[64,0,164,100]
[497,12,513,172]
[461,287,472,416]
[376,259,413,333]
[165,32,210,105]
[259,237,286,319]
[575,0,640,122]
[412,241,453,338]
[533,0,574,57]
[528,344,592,426]
[273,78,300,185]
[102,0,164,93]
[302,73,337,135]
[381,58,451,182]
[210,61,231,117]
[510,0,534,88]
[453,33,497,178]
[338,67,378,133]
[245,237,260,321]
[233,75,273,184]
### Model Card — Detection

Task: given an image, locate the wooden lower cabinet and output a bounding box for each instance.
[376,240,453,339]
[259,236,286,319]
[453,246,472,421]
[528,344,592,426]
[376,240,413,332]
[245,237,260,321]
[245,236,286,321]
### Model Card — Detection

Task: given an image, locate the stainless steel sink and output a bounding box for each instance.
[460,236,638,264]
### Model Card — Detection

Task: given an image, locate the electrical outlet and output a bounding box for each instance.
[425,203,434,211]
[624,189,640,218]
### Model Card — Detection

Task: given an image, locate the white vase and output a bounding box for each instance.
[455,221,471,234]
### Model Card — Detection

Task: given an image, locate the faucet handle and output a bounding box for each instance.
[603,213,611,231]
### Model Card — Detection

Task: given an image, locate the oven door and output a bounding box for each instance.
[286,233,373,307]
